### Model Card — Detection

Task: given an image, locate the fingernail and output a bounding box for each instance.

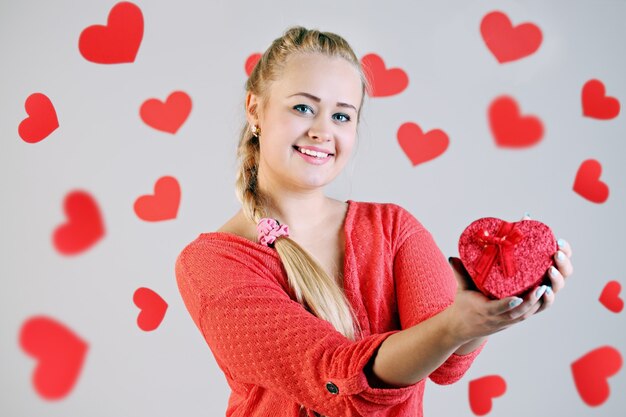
[557,251,565,260]
[550,266,558,276]
[509,298,523,308]
[545,286,553,295]
[524,211,531,218]
[557,238,565,249]
[535,285,547,298]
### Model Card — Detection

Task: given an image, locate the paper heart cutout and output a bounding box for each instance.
[459,217,556,299]
[480,11,542,63]
[571,346,622,406]
[397,122,449,166]
[134,176,181,221]
[133,287,168,331]
[582,79,621,120]
[599,281,623,313]
[489,95,543,148]
[53,190,105,255]
[361,53,408,97]
[469,375,507,416]
[78,1,143,64]
[245,53,262,76]
[573,159,609,204]
[19,316,89,400]
[140,91,192,134]
[18,93,59,143]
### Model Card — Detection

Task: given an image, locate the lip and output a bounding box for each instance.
[293,146,333,165]
[293,145,334,155]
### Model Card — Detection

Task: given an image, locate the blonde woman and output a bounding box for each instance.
[175,26,573,417]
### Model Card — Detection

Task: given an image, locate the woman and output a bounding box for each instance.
[175,26,573,417]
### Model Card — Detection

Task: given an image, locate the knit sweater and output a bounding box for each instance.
[175,200,485,417]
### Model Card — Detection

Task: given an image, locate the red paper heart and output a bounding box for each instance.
[480,11,542,63]
[134,176,181,221]
[571,346,622,407]
[459,217,556,299]
[140,91,192,134]
[599,281,623,313]
[469,375,507,416]
[18,93,59,143]
[582,79,621,120]
[53,190,105,255]
[133,287,168,331]
[397,122,449,166]
[245,53,262,76]
[361,53,408,97]
[19,316,89,400]
[78,1,143,64]
[573,159,609,204]
[489,96,543,148]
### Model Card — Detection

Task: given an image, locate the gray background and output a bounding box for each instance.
[1,0,624,416]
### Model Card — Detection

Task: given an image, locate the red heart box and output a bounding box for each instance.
[458,217,557,299]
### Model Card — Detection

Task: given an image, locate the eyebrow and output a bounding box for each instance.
[287,92,357,113]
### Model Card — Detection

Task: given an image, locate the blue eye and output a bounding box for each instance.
[293,104,313,114]
[334,113,350,122]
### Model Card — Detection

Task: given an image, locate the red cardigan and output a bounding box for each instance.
[175,200,484,417]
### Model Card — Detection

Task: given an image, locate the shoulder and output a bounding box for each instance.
[350,200,426,245]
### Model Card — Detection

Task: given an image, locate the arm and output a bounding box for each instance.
[175,240,420,417]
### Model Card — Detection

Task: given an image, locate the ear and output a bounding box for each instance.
[245,91,260,127]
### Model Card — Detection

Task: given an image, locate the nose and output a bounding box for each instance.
[308,116,332,141]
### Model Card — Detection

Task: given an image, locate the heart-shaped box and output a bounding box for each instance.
[458,217,557,299]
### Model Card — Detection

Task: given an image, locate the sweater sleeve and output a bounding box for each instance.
[393,209,485,385]
[175,239,419,416]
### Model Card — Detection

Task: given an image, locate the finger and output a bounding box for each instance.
[536,286,555,313]
[506,285,547,320]
[547,265,566,293]
[521,212,531,221]
[488,296,524,315]
[554,250,574,279]
[556,238,573,258]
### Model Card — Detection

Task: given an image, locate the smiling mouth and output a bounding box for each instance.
[292,146,334,157]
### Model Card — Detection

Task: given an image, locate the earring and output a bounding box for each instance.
[251,125,261,137]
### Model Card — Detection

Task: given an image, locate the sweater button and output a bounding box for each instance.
[325,382,339,394]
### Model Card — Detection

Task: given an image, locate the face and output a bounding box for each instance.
[247,53,363,195]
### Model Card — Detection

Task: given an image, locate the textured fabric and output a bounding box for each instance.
[175,200,485,417]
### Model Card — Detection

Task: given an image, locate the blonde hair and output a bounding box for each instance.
[235,26,370,344]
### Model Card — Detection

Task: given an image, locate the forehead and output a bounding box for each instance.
[271,53,362,105]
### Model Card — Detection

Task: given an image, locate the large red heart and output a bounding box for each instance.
[459,217,556,299]
[245,53,262,76]
[599,280,623,313]
[573,159,609,204]
[134,176,181,221]
[480,11,542,63]
[361,53,408,97]
[397,122,449,166]
[488,95,543,148]
[140,91,192,134]
[468,375,507,416]
[78,1,144,64]
[133,287,168,331]
[19,316,89,400]
[571,346,622,406]
[582,79,621,120]
[53,190,105,255]
[18,93,59,143]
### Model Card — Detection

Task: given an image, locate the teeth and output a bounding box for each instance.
[297,147,329,158]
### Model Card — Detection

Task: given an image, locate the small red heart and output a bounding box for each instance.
[18,93,59,143]
[133,287,168,331]
[361,53,408,97]
[599,281,623,313]
[571,346,622,407]
[140,91,192,134]
[459,217,556,299]
[582,79,621,120]
[134,176,181,221]
[397,122,449,166]
[78,1,143,64]
[19,316,89,400]
[53,190,105,255]
[488,96,543,148]
[245,53,262,76]
[468,375,507,416]
[480,11,542,63]
[573,159,609,204]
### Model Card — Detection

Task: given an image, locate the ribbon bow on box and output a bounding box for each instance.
[458,217,557,299]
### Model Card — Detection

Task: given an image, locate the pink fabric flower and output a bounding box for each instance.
[257,218,290,247]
